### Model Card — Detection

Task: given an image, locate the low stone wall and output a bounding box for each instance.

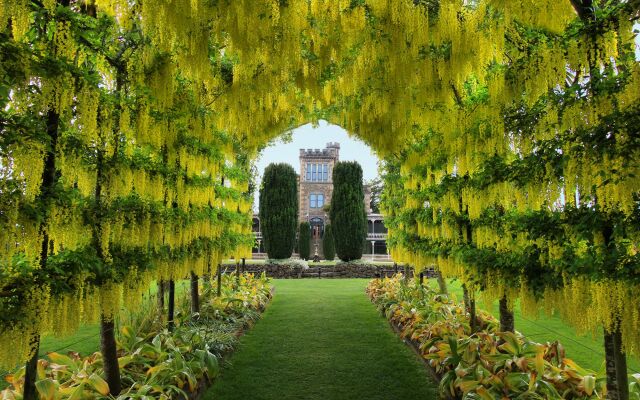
[220,261,437,279]
[332,262,383,278]
[220,262,304,278]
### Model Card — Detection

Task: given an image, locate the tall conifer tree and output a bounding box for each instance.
[259,164,298,259]
[298,222,311,260]
[330,162,367,261]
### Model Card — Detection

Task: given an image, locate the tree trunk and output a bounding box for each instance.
[168,280,175,331]
[22,336,40,400]
[613,328,629,400]
[24,109,60,399]
[605,329,621,400]
[100,317,121,395]
[605,325,630,400]
[190,272,199,314]
[435,269,448,295]
[462,284,477,332]
[216,264,222,297]
[499,296,514,333]
[599,219,628,400]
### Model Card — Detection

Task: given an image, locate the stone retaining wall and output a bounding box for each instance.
[220,262,304,278]
[220,262,437,279]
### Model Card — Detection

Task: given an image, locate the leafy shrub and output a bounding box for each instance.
[367,276,611,399]
[1,274,272,399]
[265,258,309,269]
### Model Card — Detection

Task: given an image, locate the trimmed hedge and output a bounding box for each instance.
[298,222,311,260]
[323,224,336,260]
[330,161,367,261]
[259,164,298,259]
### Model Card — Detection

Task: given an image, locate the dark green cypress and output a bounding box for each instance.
[323,224,336,261]
[298,222,311,260]
[330,161,367,261]
[259,163,299,259]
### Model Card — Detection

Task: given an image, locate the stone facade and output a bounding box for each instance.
[298,142,340,226]
[252,141,389,258]
[298,142,372,228]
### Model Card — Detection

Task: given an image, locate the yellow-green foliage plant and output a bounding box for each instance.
[1,0,639,398]
[368,276,609,399]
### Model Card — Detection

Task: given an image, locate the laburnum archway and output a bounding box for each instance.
[1,0,639,398]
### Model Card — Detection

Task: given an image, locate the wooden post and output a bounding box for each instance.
[419,272,424,286]
[242,257,246,274]
[190,272,199,314]
[236,261,240,286]
[394,262,398,274]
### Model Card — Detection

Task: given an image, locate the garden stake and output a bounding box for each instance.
[168,280,175,332]
[236,261,240,287]
[217,265,222,297]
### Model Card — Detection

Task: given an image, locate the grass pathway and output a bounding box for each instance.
[203,279,438,400]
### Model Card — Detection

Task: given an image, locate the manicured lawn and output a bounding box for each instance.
[428,278,640,374]
[203,279,438,400]
[39,324,101,357]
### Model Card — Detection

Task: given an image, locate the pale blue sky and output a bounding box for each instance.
[253,121,380,210]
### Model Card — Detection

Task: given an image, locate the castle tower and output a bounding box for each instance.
[299,143,340,237]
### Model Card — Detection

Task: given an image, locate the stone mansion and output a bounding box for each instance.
[253,143,388,259]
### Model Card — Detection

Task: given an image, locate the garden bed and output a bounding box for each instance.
[367,275,623,399]
[1,273,273,399]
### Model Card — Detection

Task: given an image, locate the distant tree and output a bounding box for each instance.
[366,177,383,213]
[323,224,336,261]
[330,161,367,261]
[247,162,260,198]
[298,222,311,260]
[259,163,298,259]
